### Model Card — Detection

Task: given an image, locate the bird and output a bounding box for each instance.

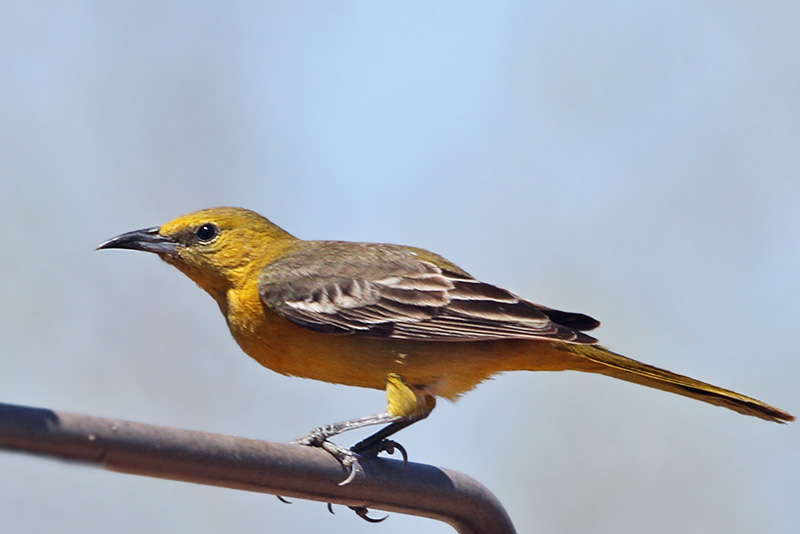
[97,206,794,483]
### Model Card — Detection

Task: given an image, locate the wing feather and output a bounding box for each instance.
[259,241,599,344]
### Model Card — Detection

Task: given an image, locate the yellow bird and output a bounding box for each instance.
[98,207,794,481]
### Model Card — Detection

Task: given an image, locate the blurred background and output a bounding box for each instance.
[1,2,798,533]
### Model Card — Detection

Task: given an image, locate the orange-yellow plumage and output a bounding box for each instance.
[98,207,794,430]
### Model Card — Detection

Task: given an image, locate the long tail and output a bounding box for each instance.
[561,343,794,423]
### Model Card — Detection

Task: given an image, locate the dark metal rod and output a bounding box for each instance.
[0,402,515,534]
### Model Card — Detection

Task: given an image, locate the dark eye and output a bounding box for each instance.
[195,223,219,242]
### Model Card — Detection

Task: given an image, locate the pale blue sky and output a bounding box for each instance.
[1,3,798,533]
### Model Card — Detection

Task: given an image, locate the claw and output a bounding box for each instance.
[328,503,389,523]
[336,455,361,486]
[377,439,408,467]
[292,436,363,486]
[276,495,292,504]
[351,506,389,523]
[318,440,362,486]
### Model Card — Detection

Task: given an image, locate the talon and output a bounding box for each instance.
[276,495,292,504]
[351,506,388,523]
[317,440,362,486]
[327,503,335,515]
[292,433,365,486]
[378,439,408,466]
[337,458,360,486]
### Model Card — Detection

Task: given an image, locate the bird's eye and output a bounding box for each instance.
[196,223,220,242]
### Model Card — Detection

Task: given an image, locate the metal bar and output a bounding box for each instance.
[0,402,515,533]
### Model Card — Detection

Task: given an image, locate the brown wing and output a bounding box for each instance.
[258,241,599,344]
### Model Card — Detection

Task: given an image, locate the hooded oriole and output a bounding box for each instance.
[98,207,794,481]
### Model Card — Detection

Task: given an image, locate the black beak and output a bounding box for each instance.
[96,227,178,255]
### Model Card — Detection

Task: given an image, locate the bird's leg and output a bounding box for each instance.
[350,418,418,456]
[292,373,435,486]
[291,412,405,484]
[291,412,402,446]
[292,412,417,486]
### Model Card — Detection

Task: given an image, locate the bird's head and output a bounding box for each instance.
[97,207,296,303]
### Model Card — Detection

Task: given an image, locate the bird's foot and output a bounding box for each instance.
[292,430,409,486]
[290,432,410,522]
[354,438,408,467]
[292,431,363,486]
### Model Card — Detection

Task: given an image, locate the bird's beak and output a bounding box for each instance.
[96,227,178,255]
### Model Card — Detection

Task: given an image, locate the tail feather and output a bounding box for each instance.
[563,344,794,423]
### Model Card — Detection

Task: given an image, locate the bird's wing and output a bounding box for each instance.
[258,241,599,343]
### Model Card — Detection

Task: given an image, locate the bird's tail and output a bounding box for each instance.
[559,343,794,423]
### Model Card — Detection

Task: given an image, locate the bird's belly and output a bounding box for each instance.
[224,284,580,398]
[227,305,570,400]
